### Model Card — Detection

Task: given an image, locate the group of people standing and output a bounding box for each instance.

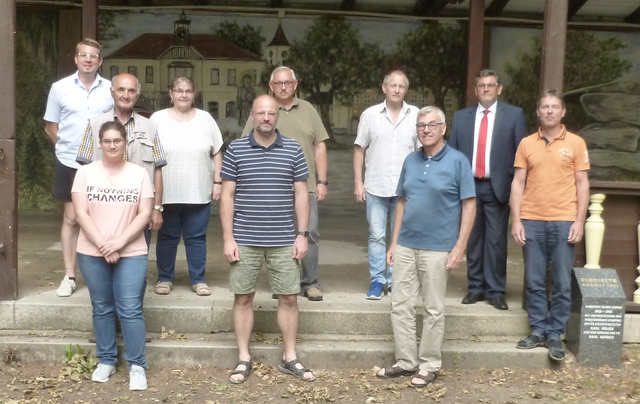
[44,39,328,388]
[44,37,589,390]
[355,70,589,387]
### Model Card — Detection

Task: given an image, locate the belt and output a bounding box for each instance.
[474,177,491,182]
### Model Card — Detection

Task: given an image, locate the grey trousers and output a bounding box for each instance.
[298,192,320,291]
[391,245,449,372]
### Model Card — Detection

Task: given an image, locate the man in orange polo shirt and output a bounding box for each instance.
[510,89,590,361]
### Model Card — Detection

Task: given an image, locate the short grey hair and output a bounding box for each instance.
[111,74,142,94]
[270,66,297,81]
[418,106,446,124]
[475,69,500,85]
[383,70,409,88]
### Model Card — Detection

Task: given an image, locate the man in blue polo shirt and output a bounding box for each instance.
[376,106,476,387]
[220,95,315,384]
[44,38,114,297]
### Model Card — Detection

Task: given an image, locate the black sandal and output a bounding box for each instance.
[376,365,416,379]
[229,360,253,384]
[411,371,438,388]
[516,333,547,349]
[278,359,316,382]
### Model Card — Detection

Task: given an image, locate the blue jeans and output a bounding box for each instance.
[366,193,397,284]
[522,220,575,339]
[156,203,211,285]
[78,253,148,370]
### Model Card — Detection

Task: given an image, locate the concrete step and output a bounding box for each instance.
[0,331,556,370]
[1,293,531,338]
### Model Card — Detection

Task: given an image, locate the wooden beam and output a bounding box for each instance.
[341,0,356,11]
[540,0,568,93]
[485,0,510,17]
[625,5,640,24]
[414,0,450,16]
[567,0,588,20]
[0,0,17,301]
[270,0,283,8]
[466,0,486,107]
[82,0,98,41]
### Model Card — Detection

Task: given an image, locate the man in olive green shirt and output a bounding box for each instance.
[242,66,328,301]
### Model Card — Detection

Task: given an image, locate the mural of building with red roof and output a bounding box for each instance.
[101,11,266,122]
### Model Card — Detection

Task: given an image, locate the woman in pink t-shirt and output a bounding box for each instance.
[71,121,154,391]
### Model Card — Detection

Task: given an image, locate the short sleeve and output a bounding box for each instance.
[44,85,61,123]
[514,141,528,169]
[207,113,224,154]
[573,138,591,172]
[458,158,476,200]
[354,113,370,148]
[220,143,238,181]
[76,123,95,164]
[140,168,154,200]
[293,145,310,182]
[311,107,329,145]
[396,162,407,197]
[71,167,88,195]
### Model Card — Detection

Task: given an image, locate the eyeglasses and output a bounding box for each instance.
[476,83,500,89]
[271,81,295,88]
[100,139,125,146]
[253,111,277,118]
[416,123,444,131]
[77,52,100,59]
[172,89,194,95]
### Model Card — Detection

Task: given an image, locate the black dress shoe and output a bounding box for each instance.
[489,297,509,310]
[461,293,484,304]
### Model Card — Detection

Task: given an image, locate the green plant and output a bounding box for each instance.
[60,344,99,381]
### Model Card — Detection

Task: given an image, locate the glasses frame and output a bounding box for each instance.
[416,122,444,131]
[271,81,295,88]
[100,138,126,146]
[476,83,500,90]
[77,52,100,59]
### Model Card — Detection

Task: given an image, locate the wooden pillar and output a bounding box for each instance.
[0,0,18,300]
[82,0,98,41]
[466,0,485,107]
[540,0,568,93]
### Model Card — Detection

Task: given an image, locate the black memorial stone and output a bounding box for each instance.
[566,268,625,367]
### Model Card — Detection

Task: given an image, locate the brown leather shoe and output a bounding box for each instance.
[304,287,323,301]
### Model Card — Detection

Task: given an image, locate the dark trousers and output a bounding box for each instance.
[466,179,510,299]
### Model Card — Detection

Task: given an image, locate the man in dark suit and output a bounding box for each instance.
[449,69,527,310]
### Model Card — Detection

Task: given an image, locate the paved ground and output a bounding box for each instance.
[15,149,527,305]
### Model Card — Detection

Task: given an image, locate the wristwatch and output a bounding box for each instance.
[154,205,164,212]
[297,231,310,237]
[317,180,328,186]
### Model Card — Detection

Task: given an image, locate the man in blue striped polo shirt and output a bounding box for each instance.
[221,95,315,384]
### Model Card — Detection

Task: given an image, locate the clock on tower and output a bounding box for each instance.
[174,11,191,46]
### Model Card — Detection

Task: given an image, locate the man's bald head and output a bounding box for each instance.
[250,95,279,136]
[112,74,141,94]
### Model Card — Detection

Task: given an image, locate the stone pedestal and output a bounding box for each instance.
[566,268,625,367]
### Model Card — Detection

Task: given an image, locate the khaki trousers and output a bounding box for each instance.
[391,245,450,372]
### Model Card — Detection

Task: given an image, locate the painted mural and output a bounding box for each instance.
[15,8,640,208]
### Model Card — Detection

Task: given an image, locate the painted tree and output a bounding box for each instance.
[286,16,384,141]
[212,20,265,56]
[392,21,467,112]
[503,31,631,133]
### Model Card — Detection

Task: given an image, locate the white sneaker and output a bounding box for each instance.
[129,365,147,391]
[56,275,76,297]
[92,363,116,383]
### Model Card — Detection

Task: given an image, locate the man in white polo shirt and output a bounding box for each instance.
[353,70,420,300]
[44,38,114,297]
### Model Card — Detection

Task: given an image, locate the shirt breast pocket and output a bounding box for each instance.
[139,139,155,162]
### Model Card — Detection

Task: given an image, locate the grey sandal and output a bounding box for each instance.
[229,360,253,384]
[278,359,316,382]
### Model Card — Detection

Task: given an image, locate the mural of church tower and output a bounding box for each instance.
[174,10,191,46]
[264,23,290,66]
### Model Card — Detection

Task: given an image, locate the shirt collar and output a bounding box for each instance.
[537,124,567,141]
[477,101,498,115]
[278,98,300,111]
[381,100,411,114]
[248,129,284,149]
[112,109,135,125]
[74,71,106,91]
[420,141,449,161]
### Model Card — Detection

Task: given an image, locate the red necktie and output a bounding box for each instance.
[476,110,489,178]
